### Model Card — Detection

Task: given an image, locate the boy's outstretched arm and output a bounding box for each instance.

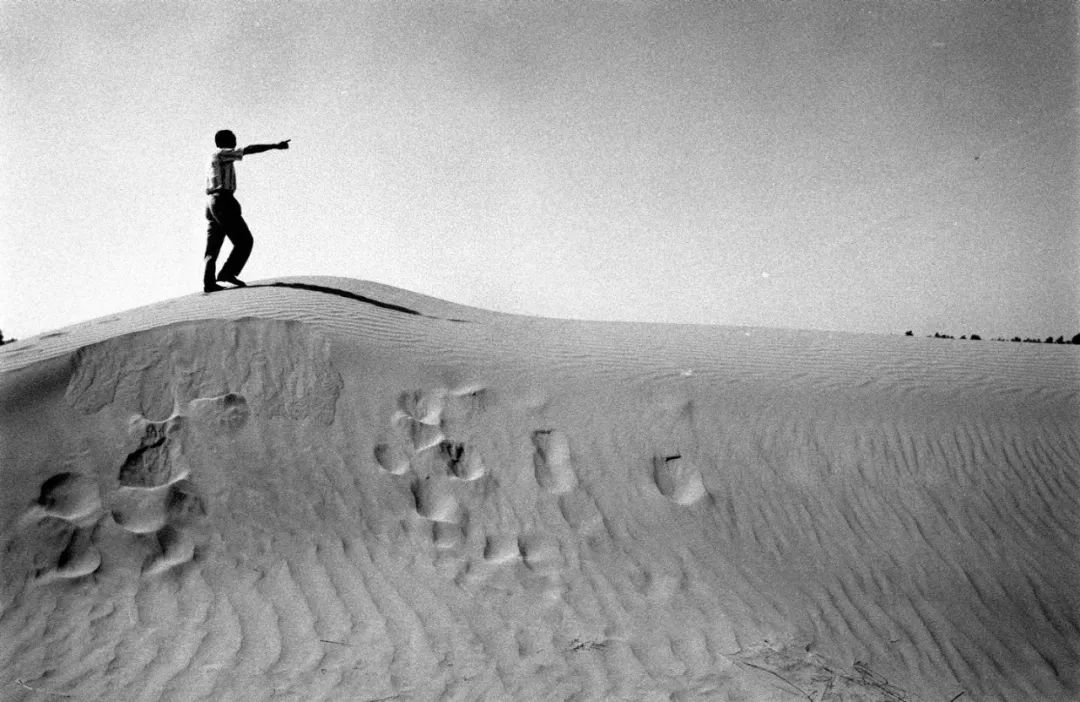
[242,139,290,155]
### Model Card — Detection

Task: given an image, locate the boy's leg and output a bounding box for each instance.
[218,217,253,280]
[204,206,227,290]
[217,198,254,281]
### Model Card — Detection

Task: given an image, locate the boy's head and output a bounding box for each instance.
[215,130,237,148]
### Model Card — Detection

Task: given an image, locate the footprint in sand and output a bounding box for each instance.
[139,482,205,575]
[142,524,196,576]
[518,533,562,573]
[557,491,602,531]
[410,475,461,523]
[187,392,251,434]
[440,441,486,481]
[30,475,104,581]
[36,472,102,523]
[109,485,172,534]
[119,416,189,488]
[210,392,251,433]
[652,454,706,505]
[440,386,489,435]
[165,479,207,525]
[483,534,520,564]
[374,442,412,475]
[36,525,102,582]
[111,477,206,535]
[432,522,466,551]
[215,392,250,432]
[410,422,445,452]
[391,411,444,453]
[393,389,452,452]
[532,430,577,494]
[397,389,445,426]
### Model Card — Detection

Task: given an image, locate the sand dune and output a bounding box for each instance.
[1,277,1077,701]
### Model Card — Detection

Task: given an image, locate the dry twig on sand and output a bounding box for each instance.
[17,678,74,698]
[738,661,814,701]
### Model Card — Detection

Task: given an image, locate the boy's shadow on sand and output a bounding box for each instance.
[221,281,468,323]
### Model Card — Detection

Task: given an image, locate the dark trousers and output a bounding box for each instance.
[204,193,253,286]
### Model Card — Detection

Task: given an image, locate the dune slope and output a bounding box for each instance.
[1,278,1078,701]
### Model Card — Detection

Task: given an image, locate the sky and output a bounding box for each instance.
[2,0,1077,340]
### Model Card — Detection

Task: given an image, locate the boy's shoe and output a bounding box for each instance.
[217,275,247,287]
[204,283,225,293]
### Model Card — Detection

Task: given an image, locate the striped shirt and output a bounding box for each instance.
[206,148,244,194]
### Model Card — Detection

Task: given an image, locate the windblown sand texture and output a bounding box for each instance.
[1,277,1077,701]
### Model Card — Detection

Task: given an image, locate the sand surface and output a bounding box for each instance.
[1,277,1077,701]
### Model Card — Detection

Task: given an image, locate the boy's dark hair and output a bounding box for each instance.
[215,130,236,147]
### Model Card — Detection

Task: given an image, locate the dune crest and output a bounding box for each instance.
[2,278,1078,701]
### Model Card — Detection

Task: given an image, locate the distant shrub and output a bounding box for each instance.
[914,331,1076,344]
[904,330,913,336]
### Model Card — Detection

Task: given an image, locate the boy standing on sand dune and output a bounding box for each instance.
[203,130,290,293]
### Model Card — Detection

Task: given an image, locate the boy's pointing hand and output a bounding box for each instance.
[278,139,291,150]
